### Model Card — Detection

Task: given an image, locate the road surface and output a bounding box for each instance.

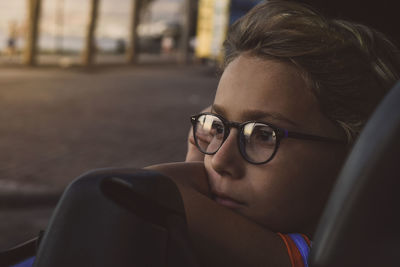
[0,62,219,250]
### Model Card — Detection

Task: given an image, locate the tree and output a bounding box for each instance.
[127,0,155,64]
[24,0,42,66]
[82,0,99,67]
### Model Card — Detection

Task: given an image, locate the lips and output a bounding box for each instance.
[212,190,247,209]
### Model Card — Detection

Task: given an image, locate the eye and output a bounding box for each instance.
[254,129,274,142]
[211,121,224,135]
[245,123,276,147]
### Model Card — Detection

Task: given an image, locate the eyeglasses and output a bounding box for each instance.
[190,113,346,164]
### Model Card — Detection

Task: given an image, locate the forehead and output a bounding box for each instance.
[214,55,321,130]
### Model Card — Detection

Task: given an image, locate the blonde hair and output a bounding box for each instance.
[223,0,400,143]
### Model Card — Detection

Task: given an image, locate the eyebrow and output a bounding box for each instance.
[211,104,299,127]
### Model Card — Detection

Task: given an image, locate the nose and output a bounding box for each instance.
[210,128,245,178]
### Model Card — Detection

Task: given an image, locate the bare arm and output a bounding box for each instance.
[145,162,291,267]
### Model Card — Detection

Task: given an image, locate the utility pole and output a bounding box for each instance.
[83,0,99,67]
[55,0,64,53]
[127,0,141,64]
[179,0,192,64]
[24,0,42,66]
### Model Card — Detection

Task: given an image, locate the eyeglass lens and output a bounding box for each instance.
[193,114,277,163]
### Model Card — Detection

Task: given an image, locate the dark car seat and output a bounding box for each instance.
[310,80,400,267]
[32,169,200,267]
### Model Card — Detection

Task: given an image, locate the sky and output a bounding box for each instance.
[0,0,183,51]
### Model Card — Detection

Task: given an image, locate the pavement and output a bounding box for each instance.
[0,58,219,250]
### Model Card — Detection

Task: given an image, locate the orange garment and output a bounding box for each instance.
[277,233,311,267]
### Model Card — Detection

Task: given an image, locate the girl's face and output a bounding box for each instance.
[204,55,347,236]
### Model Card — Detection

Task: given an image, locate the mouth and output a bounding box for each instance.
[212,190,247,209]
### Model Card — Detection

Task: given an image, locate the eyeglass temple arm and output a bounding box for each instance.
[284,130,346,144]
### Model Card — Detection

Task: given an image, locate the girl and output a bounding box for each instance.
[149,1,400,266]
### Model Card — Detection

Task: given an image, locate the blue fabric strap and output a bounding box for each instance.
[288,233,310,267]
[10,256,35,267]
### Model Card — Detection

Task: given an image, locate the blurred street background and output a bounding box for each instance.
[0,0,236,250]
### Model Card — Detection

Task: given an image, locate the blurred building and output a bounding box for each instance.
[137,20,180,53]
[194,0,261,62]
[0,0,184,55]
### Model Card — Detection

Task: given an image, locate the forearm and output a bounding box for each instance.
[145,162,290,267]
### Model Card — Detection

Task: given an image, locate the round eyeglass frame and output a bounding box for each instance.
[190,112,347,165]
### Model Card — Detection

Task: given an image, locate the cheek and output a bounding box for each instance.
[247,144,345,232]
[241,164,299,231]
